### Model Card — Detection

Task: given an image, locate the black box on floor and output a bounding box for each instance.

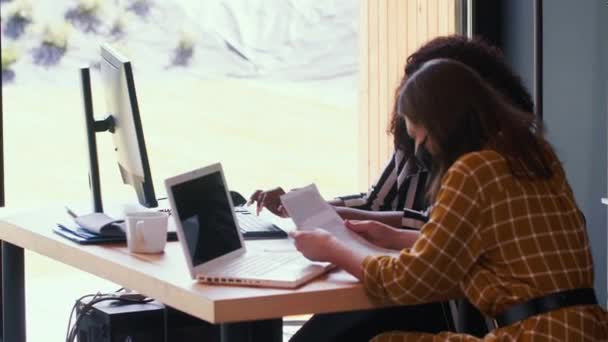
[75,298,220,342]
[76,298,165,342]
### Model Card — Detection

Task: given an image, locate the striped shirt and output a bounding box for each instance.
[339,149,429,230]
[363,150,608,341]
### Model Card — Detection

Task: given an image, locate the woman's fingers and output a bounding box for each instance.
[257,192,267,215]
[249,187,286,215]
[277,204,289,217]
[345,219,373,232]
[290,230,314,251]
[248,190,262,206]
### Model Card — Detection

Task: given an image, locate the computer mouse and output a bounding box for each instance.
[230,190,247,207]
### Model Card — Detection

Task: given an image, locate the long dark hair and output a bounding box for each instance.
[389,35,534,166]
[398,59,553,200]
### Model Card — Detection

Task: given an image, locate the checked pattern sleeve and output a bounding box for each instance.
[362,159,483,305]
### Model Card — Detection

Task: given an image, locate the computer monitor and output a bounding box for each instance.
[79,44,157,213]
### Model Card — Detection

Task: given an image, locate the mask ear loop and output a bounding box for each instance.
[415,135,429,154]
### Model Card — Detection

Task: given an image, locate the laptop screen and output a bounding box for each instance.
[170,170,242,267]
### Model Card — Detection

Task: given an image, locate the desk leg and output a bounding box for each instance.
[2,242,25,342]
[220,318,282,342]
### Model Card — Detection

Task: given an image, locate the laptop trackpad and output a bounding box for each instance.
[261,262,328,281]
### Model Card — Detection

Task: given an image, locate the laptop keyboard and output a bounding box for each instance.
[218,253,301,277]
[235,209,288,239]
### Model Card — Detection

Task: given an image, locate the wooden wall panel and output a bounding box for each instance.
[358,0,370,186]
[359,0,458,189]
[386,0,400,162]
[367,0,380,185]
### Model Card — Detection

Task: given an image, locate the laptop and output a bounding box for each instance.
[164,163,333,288]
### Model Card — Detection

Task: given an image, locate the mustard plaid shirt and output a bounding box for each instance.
[363,150,608,341]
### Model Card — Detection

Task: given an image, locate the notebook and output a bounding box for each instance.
[164,163,333,288]
[54,214,178,245]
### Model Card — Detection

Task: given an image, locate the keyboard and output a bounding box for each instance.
[216,253,300,277]
[158,204,287,240]
[234,207,288,240]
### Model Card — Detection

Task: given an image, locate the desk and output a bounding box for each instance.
[0,207,382,342]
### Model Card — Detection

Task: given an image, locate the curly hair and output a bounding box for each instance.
[389,35,534,156]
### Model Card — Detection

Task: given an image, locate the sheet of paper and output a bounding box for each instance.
[280,184,398,257]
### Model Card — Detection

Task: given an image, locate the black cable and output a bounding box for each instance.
[66,293,153,342]
[67,293,107,342]
[65,292,100,342]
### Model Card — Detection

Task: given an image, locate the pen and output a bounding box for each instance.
[65,206,78,218]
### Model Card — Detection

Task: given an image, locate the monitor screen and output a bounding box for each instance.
[100,44,157,208]
[170,171,242,267]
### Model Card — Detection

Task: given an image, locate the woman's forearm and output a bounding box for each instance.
[328,240,367,281]
[396,229,420,249]
[327,198,345,207]
[334,207,404,228]
[325,229,419,282]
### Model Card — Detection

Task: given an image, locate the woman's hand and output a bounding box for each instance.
[291,228,366,280]
[248,187,288,217]
[345,220,419,250]
[290,229,339,262]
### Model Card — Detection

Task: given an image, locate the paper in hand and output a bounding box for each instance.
[280,184,397,257]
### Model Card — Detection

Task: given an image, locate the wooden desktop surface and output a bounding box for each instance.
[0,207,383,324]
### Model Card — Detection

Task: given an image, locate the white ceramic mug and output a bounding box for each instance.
[125,211,169,254]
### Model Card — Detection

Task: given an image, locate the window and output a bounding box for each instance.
[1,1,360,210]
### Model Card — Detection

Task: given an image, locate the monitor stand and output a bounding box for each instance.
[80,67,115,213]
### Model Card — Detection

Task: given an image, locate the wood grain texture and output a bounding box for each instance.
[359,0,457,187]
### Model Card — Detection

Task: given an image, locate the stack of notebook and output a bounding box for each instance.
[54,212,177,245]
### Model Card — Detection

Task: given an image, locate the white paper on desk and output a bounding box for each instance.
[280,184,398,257]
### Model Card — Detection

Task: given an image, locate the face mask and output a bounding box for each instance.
[415,137,433,170]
